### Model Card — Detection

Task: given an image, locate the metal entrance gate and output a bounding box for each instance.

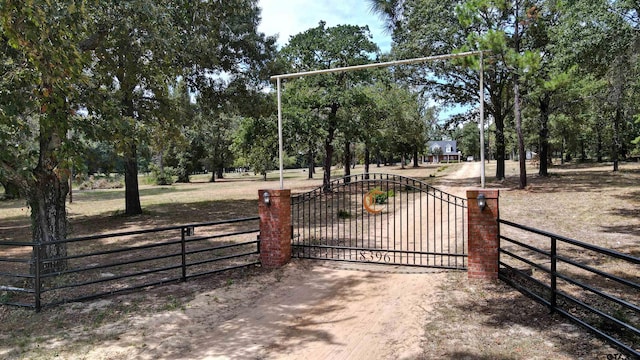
[291,174,468,269]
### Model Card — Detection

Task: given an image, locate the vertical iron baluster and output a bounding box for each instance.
[386,179,390,262]
[447,193,451,267]
[426,186,430,266]
[420,182,423,265]
[400,180,404,264]
[454,197,458,268]
[433,189,436,265]
[349,177,353,260]
[463,199,467,267]
[393,179,397,263]
[413,181,416,265]
[439,191,444,266]
[338,182,342,260]
[550,236,557,313]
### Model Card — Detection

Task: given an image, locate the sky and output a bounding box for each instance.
[255,1,467,119]
[257,0,392,53]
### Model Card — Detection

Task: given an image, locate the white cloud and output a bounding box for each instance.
[257,0,391,52]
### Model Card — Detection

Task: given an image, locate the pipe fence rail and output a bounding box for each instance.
[0,217,260,312]
[498,219,639,358]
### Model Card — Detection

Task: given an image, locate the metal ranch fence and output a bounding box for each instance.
[498,219,640,358]
[0,217,260,312]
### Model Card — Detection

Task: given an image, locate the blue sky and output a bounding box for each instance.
[257,0,392,53]
[255,1,469,120]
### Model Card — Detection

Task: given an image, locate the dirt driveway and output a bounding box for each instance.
[80,261,445,360]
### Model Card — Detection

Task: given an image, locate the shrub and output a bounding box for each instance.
[78,175,124,190]
[337,209,351,219]
[374,189,395,204]
[148,165,176,185]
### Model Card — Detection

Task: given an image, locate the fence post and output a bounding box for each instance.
[33,243,42,312]
[258,189,292,269]
[466,189,500,280]
[180,228,187,281]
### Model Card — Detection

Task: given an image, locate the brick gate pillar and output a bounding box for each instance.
[258,189,291,269]
[467,190,500,280]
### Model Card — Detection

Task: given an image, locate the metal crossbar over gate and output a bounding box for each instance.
[291,174,467,269]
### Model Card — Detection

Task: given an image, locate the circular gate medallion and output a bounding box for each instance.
[363,189,385,214]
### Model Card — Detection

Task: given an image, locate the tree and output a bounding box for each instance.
[370,0,515,181]
[347,82,389,175]
[380,85,429,168]
[459,121,481,160]
[84,0,276,214]
[554,0,639,170]
[232,116,279,180]
[283,89,325,179]
[0,0,89,272]
[280,22,379,190]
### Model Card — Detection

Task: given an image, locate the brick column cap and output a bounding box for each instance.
[259,189,291,196]
[466,189,499,200]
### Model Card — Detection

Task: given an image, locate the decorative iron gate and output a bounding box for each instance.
[291,174,467,269]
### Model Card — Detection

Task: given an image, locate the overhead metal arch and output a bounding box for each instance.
[270,50,487,189]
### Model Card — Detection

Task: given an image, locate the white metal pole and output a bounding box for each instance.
[277,77,284,190]
[270,51,482,81]
[479,51,486,188]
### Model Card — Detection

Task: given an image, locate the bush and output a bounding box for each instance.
[78,175,124,190]
[337,209,351,219]
[154,173,174,186]
[374,189,395,204]
[148,165,176,185]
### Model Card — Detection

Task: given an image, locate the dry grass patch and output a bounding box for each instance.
[422,272,620,359]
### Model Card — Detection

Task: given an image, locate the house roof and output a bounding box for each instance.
[428,141,458,155]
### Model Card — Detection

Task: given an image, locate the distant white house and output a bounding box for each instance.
[426,141,462,163]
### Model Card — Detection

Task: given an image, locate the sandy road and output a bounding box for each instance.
[83,163,478,360]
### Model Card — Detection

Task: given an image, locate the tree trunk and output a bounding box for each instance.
[495,116,506,180]
[30,128,69,274]
[323,137,335,192]
[613,107,621,172]
[322,105,338,192]
[413,149,419,167]
[514,80,526,189]
[538,94,550,176]
[596,128,603,162]
[216,167,224,180]
[513,3,526,189]
[159,151,165,178]
[124,144,142,215]
[307,150,314,179]
[344,141,351,183]
[364,146,370,179]
[176,173,190,183]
